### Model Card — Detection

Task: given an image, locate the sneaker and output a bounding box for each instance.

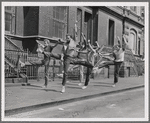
[82,86,87,89]
[112,84,116,87]
[61,86,65,93]
[78,83,82,86]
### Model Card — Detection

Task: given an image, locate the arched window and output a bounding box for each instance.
[77,8,82,42]
[129,29,138,54]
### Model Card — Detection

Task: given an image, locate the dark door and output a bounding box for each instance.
[108,19,114,46]
[84,12,92,42]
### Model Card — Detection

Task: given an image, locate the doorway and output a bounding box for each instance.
[84,12,92,42]
[108,19,115,46]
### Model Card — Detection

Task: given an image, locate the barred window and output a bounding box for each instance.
[5,6,14,33]
[52,7,67,39]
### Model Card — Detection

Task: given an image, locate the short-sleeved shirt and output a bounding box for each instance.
[63,39,77,57]
[113,48,125,62]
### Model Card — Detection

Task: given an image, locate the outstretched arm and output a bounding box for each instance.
[102,52,113,56]
[117,36,122,48]
[123,34,128,44]
[51,39,60,48]
[95,41,101,51]
[77,50,88,53]
[122,34,128,51]
[36,40,45,48]
[81,33,86,41]
[80,33,87,50]
[87,40,96,53]
[95,41,100,48]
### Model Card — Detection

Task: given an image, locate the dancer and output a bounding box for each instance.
[61,34,77,92]
[96,34,128,87]
[60,33,99,92]
[36,38,60,88]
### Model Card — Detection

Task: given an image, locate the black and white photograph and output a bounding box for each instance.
[1,1,149,122]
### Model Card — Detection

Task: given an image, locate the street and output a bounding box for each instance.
[6,88,144,118]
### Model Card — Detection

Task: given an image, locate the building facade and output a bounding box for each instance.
[5,6,145,79]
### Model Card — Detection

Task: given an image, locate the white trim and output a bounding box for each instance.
[1,2,149,121]
[2,2,148,7]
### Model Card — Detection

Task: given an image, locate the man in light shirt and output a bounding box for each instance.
[60,34,97,92]
[97,34,127,87]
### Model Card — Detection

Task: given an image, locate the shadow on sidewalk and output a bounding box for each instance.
[93,84,113,87]
[27,84,43,88]
[65,83,80,86]
[21,87,61,93]
[66,86,82,89]
[21,87,45,91]
[44,89,61,93]
[92,82,113,85]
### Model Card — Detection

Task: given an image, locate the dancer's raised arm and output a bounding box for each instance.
[95,41,100,48]
[36,40,45,48]
[87,40,96,53]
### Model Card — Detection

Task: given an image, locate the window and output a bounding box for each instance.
[130,32,136,53]
[5,6,13,33]
[108,19,115,46]
[77,8,82,42]
[84,12,92,42]
[5,12,12,32]
[130,6,137,13]
[129,29,137,54]
[141,7,144,17]
[93,9,98,44]
[5,6,12,11]
[52,7,67,39]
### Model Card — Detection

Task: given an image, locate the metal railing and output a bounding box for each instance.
[5,48,61,80]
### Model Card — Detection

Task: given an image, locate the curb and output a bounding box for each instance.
[5,85,144,116]
[5,83,31,87]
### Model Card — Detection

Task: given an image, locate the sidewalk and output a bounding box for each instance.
[5,76,144,115]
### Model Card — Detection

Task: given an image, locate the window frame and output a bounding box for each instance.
[130,29,138,55]
[5,7,13,34]
[108,19,115,46]
[130,6,137,14]
[77,8,82,42]
[52,6,67,40]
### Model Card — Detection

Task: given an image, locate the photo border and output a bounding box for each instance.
[1,0,149,122]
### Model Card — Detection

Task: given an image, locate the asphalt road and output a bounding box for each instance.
[6,87,145,119]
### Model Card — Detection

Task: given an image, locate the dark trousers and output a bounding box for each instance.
[84,67,93,86]
[35,53,61,86]
[35,58,50,86]
[62,56,93,86]
[98,61,122,83]
[44,52,61,60]
[114,61,122,84]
